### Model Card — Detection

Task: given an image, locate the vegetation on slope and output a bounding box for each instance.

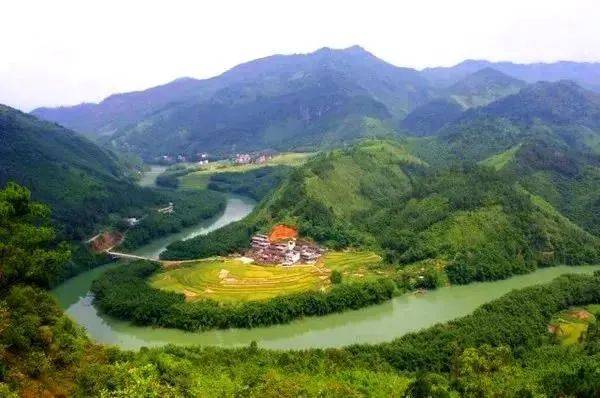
[34,46,435,159]
[411,80,600,238]
[3,182,600,396]
[162,139,600,285]
[0,105,169,239]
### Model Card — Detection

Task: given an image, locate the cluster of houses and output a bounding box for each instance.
[248,225,324,266]
[157,152,211,165]
[157,202,174,214]
[233,153,273,165]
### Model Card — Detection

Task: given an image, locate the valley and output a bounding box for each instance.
[3,41,600,396]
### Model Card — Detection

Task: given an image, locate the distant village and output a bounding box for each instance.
[155,151,274,167]
[247,225,324,266]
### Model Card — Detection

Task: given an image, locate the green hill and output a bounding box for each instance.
[445,67,527,108]
[401,68,525,136]
[409,81,600,236]
[0,105,167,238]
[401,98,464,136]
[162,139,600,283]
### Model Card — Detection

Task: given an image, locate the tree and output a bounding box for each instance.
[0,183,70,288]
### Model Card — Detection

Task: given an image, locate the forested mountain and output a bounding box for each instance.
[444,67,527,108]
[163,140,600,283]
[32,46,434,158]
[0,105,162,238]
[31,47,600,159]
[401,68,526,135]
[400,98,464,136]
[423,59,600,91]
[409,81,600,236]
[31,77,207,137]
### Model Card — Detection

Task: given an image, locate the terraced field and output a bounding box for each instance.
[320,251,385,282]
[179,152,312,190]
[549,305,599,345]
[149,258,329,302]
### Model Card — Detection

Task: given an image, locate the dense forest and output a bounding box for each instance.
[118,189,225,250]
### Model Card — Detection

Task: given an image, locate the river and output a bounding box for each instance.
[51,174,600,350]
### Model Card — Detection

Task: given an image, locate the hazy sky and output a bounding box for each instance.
[3,0,600,111]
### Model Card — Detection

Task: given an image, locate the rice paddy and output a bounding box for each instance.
[549,305,599,345]
[149,251,385,302]
[149,258,329,303]
[319,251,385,282]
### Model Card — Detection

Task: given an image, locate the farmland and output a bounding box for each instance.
[319,251,386,282]
[149,258,329,302]
[149,250,387,302]
[549,305,599,345]
[179,152,313,190]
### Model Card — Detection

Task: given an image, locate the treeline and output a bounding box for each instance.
[119,189,225,250]
[160,220,256,260]
[207,166,292,201]
[91,260,397,330]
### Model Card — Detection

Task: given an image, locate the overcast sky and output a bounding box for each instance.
[3,0,600,111]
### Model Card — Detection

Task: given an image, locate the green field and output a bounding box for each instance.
[320,251,385,282]
[549,305,598,345]
[150,258,329,302]
[179,152,313,190]
[150,251,386,302]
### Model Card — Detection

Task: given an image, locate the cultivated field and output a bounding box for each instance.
[179,152,312,190]
[150,258,329,302]
[549,305,599,345]
[319,251,385,282]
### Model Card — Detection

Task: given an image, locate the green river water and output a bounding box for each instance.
[51,179,600,351]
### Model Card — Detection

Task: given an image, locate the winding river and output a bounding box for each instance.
[51,172,600,350]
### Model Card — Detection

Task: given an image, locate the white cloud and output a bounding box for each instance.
[2,0,600,111]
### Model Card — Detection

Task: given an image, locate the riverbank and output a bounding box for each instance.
[53,263,600,350]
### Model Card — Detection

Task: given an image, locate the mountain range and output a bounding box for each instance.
[31,46,600,159]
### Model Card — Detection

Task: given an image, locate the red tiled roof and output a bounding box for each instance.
[268,224,298,242]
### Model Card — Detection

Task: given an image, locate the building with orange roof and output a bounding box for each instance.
[268,224,298,242]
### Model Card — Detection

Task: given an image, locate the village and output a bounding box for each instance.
[247,224,324,266]
[155,151,274,167]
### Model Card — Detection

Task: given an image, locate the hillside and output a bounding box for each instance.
[162,139,600,283]
[0,105,164,238]
[401,68,526,136]
[401,98,464,135]
[32,46,433,159]
[409,81,600,236]
[444,67,527,108]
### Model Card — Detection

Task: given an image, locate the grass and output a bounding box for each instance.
[480,144,521,170]
[150,258,329,303]
[179,152,313,190]
[549,306,597,345]
[320,251,386,282]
